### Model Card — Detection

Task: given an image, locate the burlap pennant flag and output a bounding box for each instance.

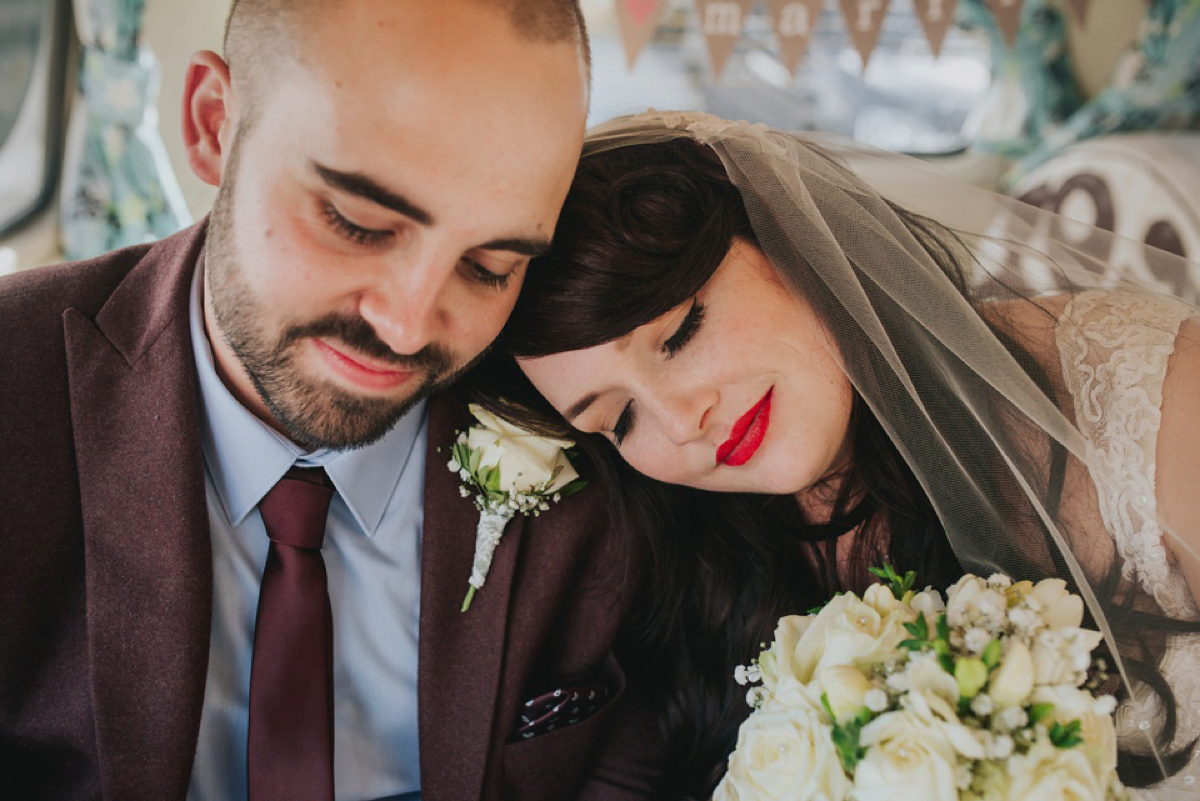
[837,0,893,69]
[615,0,670,70]
[986,0,1024,48]
[1065,0,1090,24]
[695,0,756,79]
[912,0,957,57]
[766,0,825,75]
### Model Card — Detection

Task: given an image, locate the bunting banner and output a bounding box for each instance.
[766,0,825,75]
[695,0,757,78]
[986,0,1025,48]
[612,0,1079,76]
[912,0,958,57]
[615,0,670,69]
[837,0,893,68]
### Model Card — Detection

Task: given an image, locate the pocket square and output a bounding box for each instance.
[513,683,611,740]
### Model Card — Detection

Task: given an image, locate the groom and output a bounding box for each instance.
[0,1,665,799]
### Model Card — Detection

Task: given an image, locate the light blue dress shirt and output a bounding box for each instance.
[186,261,424,801]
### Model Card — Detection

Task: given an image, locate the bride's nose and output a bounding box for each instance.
[652,385,718,446]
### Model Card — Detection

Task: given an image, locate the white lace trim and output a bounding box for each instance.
[1056,289,1197,619]
[1056,290,1200,791]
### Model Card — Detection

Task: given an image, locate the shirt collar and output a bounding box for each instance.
[189,257,427,536]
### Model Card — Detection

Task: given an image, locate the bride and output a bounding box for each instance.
[466,111,1200,799]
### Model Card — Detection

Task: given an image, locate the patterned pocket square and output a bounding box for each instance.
[513,683,611,740]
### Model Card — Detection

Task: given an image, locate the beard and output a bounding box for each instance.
[204,133,480,450]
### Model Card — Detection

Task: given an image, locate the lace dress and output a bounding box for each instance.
[1056,289,1200,798]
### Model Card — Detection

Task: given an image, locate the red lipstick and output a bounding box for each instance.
[717,388,773,467]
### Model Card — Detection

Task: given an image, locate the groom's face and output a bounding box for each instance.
[199,0,587,449]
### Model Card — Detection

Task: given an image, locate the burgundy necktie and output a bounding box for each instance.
[248,466,336,801]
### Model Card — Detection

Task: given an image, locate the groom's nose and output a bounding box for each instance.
[357,257,453,356]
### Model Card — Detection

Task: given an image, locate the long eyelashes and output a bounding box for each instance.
[611,299,703,445]
[663,300,705,358]
[322,202,392,247]
[612,401,635,446]
[463,258,512,290]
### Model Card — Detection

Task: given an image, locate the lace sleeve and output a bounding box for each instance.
[1056,289,1199,618]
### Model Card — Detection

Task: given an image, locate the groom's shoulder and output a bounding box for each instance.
[0,242,155,324]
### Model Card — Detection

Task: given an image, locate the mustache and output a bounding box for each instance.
[280,314,456,375]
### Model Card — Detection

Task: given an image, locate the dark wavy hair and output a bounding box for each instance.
[464,138,1195,797]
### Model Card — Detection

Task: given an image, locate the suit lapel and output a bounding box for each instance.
[65,224,212,801]
[418,396,525,801]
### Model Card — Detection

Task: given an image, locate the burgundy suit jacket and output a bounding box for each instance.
[0,223,667,800]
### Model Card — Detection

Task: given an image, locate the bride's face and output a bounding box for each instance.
[518,239,856,495]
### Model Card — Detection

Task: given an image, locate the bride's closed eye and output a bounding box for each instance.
[611,401,635,446]
[609,300,705,446]
[663,299,705,358]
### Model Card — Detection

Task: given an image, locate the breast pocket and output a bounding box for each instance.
[500,650,628,801]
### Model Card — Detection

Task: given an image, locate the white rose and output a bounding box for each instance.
[816,664,873,724]
[1031,628,1104,686]
[854,693,982,801]
[757,615,819,710]
[1028,579,1085,629]
[989,639,1035,707]
[1030,686,1118,778]
[863,583,908,618]
[1003,736,1108,801]
[465,404,578,493]
[903,651,960,706]
[716,702,852,801]
[910,588,946,627]
[795,592,916,685]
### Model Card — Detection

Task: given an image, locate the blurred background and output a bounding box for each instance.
[2,0,1198,283]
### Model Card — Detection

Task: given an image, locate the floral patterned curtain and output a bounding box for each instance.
[60,0,190,260]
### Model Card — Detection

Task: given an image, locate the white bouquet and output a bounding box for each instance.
[715,565,1137,801]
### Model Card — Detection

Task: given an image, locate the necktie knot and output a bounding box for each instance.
[260,466,335,550]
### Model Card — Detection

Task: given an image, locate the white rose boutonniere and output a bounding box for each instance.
[449,404,585,611]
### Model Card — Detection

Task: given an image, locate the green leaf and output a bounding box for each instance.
[936,613,951,643]
[904,615,929,640]
[1049,719,1084,749]
[483,465,501,493]
[868,563,916,597]
[558,478,588,498]
[820,692,835,721]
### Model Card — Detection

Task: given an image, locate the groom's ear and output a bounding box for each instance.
[181,50,238,188]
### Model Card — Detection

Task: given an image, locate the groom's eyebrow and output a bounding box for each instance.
[565,392,598,422]
[313,162,551,256]
[313,163,434,225]
[476,237,552,257]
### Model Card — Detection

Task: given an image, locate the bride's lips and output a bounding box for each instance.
[716,388,773,467]
[311,338,415,391]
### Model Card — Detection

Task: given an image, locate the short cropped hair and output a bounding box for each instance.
[223,0,590,108]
